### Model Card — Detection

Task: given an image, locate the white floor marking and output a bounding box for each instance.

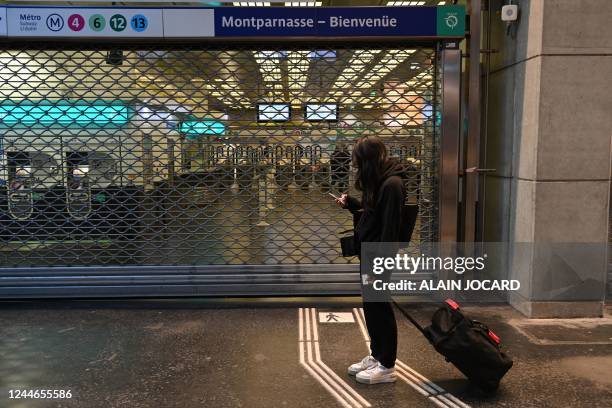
[353,308,369,341]
[353,308,471,408]
[396,371,430,397]
[428,395,452,408]
[299,307,304,341]
[305,306,312,342]
[310,308,319,342]
[396,361,444,394]
[396,366,438,394]
[358,308,367,334]
[299,340,352,408]
[438,394,462,408]
[397,360,471,408]
[299,309,354,408]
[307,331,360,407]
[319,312,356,323]
[446,394,471,408]
[299,308,371,408]
[311,308,372,408]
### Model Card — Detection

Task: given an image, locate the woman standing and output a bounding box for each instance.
[336,136,411,385]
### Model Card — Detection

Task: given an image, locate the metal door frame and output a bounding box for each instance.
[0,37,462,298]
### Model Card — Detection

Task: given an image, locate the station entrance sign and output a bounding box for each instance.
[0,5,465,39]
[4,7,163,37]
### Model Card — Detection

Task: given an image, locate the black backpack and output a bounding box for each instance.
[395,299,513,391]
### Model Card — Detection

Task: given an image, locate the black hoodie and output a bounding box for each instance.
[345,159,411,246]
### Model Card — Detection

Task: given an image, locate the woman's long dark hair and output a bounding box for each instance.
[352,136,388,208]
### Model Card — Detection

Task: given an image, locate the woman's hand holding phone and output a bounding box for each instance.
[330,192,348,208]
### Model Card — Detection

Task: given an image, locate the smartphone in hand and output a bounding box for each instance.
[330,192,347,208]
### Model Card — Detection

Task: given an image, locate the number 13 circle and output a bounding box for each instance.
[130,15,148,32]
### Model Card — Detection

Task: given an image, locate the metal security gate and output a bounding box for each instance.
[608,181,612,300]
[0,42,447,297]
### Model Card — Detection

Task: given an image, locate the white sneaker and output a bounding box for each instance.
[356,362,396,384]
[347,355,378,376]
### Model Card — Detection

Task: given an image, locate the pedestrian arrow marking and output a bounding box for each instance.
[319,312,355,323]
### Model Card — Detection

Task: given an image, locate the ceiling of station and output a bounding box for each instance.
[129,47,435,113]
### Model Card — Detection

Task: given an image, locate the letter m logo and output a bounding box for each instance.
[46,14,64,32]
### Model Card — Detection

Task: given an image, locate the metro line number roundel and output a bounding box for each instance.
[130,14,148,32]
[89,14,106,32]
[110,14,127,32]
[68,14,85,32]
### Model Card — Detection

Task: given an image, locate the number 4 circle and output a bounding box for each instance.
[68,14,85,32]
[130,15,148,32]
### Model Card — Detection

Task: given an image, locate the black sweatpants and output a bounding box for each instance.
[363,301,397,368]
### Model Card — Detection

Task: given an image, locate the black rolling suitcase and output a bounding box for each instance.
[394,299,513,391]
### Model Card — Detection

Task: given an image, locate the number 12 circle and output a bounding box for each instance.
[110,14,127,32]
[68,14,85,32]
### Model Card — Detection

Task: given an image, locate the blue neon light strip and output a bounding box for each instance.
[0,102,131,127]
[180,120,225,135]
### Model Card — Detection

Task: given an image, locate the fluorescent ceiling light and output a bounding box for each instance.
[288,51,311,102]
[180,121,225,136]
[233,1,271,6]
[331,50,382,95]
[0,102,130,127]
[355,49,416,90]
[285,1,323,6]
[308,50,336,60]
[386,1,426,6]
[254,51,284,97]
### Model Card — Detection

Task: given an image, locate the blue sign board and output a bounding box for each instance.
[1,5,465,39]
[215,7,441,38]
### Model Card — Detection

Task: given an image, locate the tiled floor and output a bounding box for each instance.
[1,299,611,408]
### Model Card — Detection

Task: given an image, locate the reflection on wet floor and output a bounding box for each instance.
[0,185,357,267]
[146,187,355,265]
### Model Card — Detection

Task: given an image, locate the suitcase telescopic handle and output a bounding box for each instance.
[392,300,426,335]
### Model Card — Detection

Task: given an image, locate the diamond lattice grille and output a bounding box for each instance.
[0,44,440,267]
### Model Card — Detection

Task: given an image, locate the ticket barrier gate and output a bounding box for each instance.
[180,143,331,191]
[1,153,144,248]
[175,142,420,198]
[1,153,66,242]
[7,166,34,221]
[66,165,92,221]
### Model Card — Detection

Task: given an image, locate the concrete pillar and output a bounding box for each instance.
[483,0,612,317]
